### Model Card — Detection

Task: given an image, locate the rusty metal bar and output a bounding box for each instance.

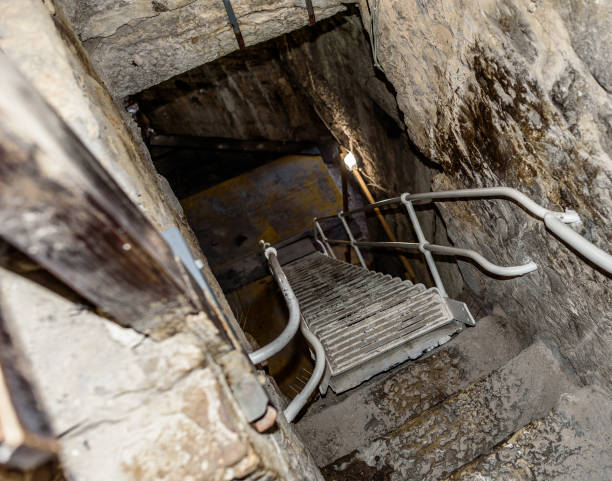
[221,0,245,49]
[313,220,336,259]
[304,0,316,25]
[337,212,367,268]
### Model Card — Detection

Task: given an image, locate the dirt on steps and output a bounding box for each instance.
[296,313,529,466]
[443,385,612,481]
[321,340,577,481]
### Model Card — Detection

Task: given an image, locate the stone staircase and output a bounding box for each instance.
[280,253,612,480]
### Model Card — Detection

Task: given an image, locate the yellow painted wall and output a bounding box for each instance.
[181,154,342,271]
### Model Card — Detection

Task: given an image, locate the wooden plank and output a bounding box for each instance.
[0,52,198,336]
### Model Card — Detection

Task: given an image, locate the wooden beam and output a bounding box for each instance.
[339,146,351,263]
[149,134,318,155]
[0,52,199,337]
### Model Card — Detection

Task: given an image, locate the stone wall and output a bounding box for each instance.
[277,10,464,292]
[357,0,612,389]
[135,45,329,142]
[135,10,466,294]
[58,0,349,97]
[0,1,320,479]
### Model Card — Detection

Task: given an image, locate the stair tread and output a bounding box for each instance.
[321,341,576,481]
[296,315,530,467]
[443,386,612,481]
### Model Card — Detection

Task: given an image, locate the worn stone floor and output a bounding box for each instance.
[294,315,611,481]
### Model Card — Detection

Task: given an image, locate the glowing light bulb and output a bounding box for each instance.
[343,151,357,171]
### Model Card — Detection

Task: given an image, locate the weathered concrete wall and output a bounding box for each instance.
[0,269,259,481]
[358,0,612,388]
[58,0,348,97]
[0,1,321,479]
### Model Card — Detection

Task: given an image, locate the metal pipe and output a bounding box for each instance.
[317,187,578,224]
[248,246,301,365]
[283,318,326,422]
[544,214,612,274]
[337,213,367,268]
[403,187,580,223]
[326,238,352,246]
[401,197,447,297]
[318,186,610,275]
[315,197,401,221]
[331,240,538,277]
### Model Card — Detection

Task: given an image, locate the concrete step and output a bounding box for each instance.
[296,314,529,466]
[320,340,576,481]
[443,386,612,481]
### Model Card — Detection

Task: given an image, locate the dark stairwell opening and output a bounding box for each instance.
[121,5,612,479]
[3,1,610,479]
[127,7,472,404]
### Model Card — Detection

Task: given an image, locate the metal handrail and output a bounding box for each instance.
[315,187,612,277]
[315,187,579,222]
[330,240,537,277]
[284,318,326,422]
[249,241,326,422]
[248,245,300,365]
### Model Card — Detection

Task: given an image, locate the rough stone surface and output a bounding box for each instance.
[134,44,329,142]
[296,314,529,466]
[58,0,348,97]
[273,10,463,288]
[135,10,466,294]
[445,386,612,481]
[0,269,260,481]
[0,0,199,257]
[0,2,318,479]
[357,0,612,389]
[322,341,576,481]
[261,378,326,481]
[0,0,246,357]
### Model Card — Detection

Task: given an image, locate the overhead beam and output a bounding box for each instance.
[149,134,318,155]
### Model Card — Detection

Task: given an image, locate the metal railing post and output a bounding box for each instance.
[400,194,448,297]
[283,317,325,422]
[248,240,326,422]
[314,219,336,259]
[337,212,367,269]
